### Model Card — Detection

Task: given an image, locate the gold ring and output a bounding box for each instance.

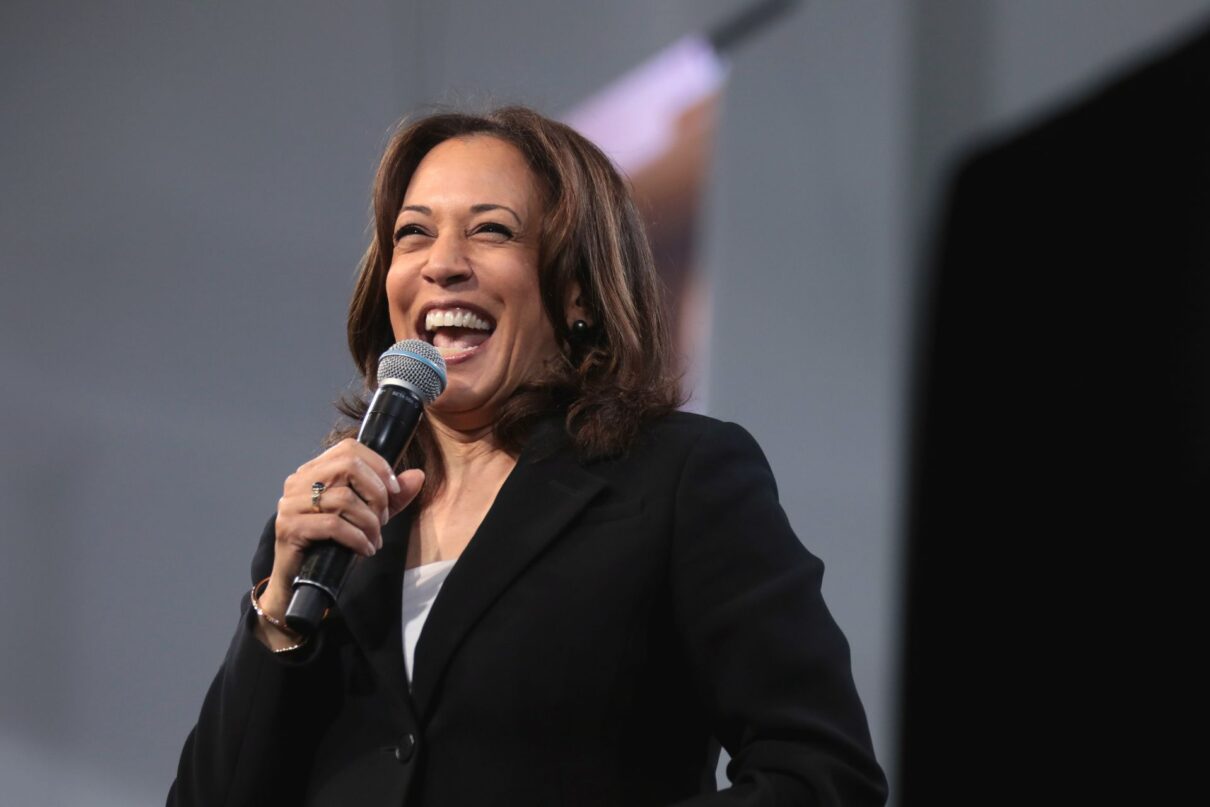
[311,481,326,513]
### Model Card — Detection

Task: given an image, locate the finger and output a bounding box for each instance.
[289,453,393,524]
[387,469,425,517]
[338,439,400,497]
[306,513,379,557]
[331,441,400,505]
[339,456,393,521]
[278,510,378,558]
[306,485,385,545]
[277,486,382,551]
[284,438,374,494]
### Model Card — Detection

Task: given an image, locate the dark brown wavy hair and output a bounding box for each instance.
[336,106,682,497]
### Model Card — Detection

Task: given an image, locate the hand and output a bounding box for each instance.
[257,439,425,626]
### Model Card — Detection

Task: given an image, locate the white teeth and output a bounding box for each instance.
[424,308,492,332]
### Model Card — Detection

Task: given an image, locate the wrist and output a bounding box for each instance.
[257,577,291,622]
[250,577,308,653]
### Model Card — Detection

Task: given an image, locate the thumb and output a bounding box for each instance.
[388,468,425,516]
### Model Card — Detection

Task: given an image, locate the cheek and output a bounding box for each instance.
[384,265,415,334]
[517,301,559,360]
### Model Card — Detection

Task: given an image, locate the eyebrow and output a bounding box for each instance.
[472,204,522,225]
[399,203,523,226]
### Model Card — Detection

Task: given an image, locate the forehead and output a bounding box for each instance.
[403,135,540,211]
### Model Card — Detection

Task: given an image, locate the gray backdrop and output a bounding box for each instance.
[3,1,1208,804]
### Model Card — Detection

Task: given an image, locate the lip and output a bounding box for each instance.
[414,299,497,366]
[414,299,497,338]
[437,343,483,366]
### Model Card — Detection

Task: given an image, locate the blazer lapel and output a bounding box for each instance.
[409,424,606,721]
[337,511,419,725]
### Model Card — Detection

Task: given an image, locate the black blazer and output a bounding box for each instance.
[170,412,886,806]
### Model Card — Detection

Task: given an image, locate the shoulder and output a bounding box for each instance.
[633,410,752,447]
[631,411,770,467]
[590,411,776,496]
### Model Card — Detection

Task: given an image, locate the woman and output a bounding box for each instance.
[170,106,887,806]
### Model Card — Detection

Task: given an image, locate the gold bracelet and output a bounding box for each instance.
[250,576,309,654]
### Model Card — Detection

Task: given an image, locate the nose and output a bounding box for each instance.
[421,231,473,287]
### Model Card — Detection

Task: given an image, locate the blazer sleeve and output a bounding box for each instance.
[666,421,887,807]
[167,517,325,807]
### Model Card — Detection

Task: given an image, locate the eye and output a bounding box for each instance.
[393,223,429,243]
[472,222,515,240]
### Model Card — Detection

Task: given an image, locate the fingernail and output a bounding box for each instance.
[387,474,401,494]
[381,509,389,526]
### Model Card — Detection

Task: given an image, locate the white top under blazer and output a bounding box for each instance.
[400,559,457,685]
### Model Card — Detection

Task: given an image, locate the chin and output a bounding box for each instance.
[427,381,503,422]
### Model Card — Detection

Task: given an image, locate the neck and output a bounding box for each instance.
[427,414,516,499]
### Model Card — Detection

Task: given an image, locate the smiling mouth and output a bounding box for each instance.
[419,306,496,358]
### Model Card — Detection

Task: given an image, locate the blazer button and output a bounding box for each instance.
[393,733,417,763]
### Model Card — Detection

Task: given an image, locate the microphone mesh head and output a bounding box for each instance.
[376,339,447,404]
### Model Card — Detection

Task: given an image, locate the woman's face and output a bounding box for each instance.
[386,135,558,428]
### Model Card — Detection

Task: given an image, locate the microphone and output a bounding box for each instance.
[284,339,446,635]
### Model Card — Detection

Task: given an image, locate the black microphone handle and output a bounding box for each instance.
[284,383,424,635]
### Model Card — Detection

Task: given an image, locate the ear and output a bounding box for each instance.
[564,281,592,328]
